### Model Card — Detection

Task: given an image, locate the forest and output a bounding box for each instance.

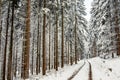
[0,0,120,80]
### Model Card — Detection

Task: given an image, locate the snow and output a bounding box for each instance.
[16,57,120,80]
[89,57,120,80]
[33,61,84,80]
[84,0,93,21]
[19,60,85,80]
[72,61,89,80]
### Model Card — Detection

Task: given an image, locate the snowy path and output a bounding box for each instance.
[88,61,92,80]
[72,61,89,80]
[70,57,120,80]
[68,61,86,80]
[28,60,86,80]
[18,57,120,80]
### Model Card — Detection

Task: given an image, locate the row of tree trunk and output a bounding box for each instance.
[0,0,80,80]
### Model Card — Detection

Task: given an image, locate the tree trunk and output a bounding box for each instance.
[21,40,24,78]
[55,13,58,71]
[7,0,15,80]
[74,16,77,64]
[22,0,31,79]
[114,0,120,56]
[48,17,51,70]
[14,45,18,77]
[54,26,56,69]
[39,24,41,73]
[36,0,41,74]
[70,41,73,65]
[31,32,35,75]
[42,0,46,75]
[2,1,10,80]
[0,0,2,54]
[68,42,69,64]
[36,14,40,75]
[61,0,64,68]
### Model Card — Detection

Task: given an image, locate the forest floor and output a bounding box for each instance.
[19,57,120,80]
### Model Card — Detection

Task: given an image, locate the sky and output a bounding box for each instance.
[84,0,93,21]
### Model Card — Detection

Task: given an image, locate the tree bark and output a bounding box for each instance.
[70,41,73,65]
[0,0,2,54]
[54,26,56,69]
[49,17,51,70]
[2,1,10,80]
[14,45,18,77]
[68,42,69,64]
[36,14,40,75]
[31,32,35,75]
[74,16,77,64]
[114,0,120,56]
[61,0,64,68]
[22,0,31,79]
[7,0,15,80]
[42,0,46,75]
[55,13,58,71]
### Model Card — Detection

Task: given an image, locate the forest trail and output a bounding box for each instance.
[68,61,86,80]
[68,57,120,80]
[14,57,120,80]
[71,61,92,80]
[88,61,92,80]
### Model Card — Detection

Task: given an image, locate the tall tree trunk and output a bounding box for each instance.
[42,0,46,75]
[74,16,77,64]
[36,14,40,75]
[54,27,56,69]
[14,45,18,77]
[68,42,69,64]
[21,39,24,78]
[0,20,2,79]
[7,0,15,80]
[2,1,10,80]
[52,39,54,69]
[31,32,35,75]
[0,0,2,54]
[55,13,58,71]
[22,0,31,79]
[114,0,120,56]
[36,0,41,74]
[21,42,24,78]
[0,21,2,56]
[70,41,73,65]
[39,23,41,73]
[48,18,51,70]
[61,0,64,68]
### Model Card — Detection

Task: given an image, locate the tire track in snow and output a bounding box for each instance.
[88,61,92,80]
[68,61,86,80]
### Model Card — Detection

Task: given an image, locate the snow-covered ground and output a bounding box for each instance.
[72,61,89,80]
[18,57,120,80]
[18,60,85,80]
[89,57,120,80]
[30,60,85,80]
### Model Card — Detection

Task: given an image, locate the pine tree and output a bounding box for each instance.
[90,0,120,57]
